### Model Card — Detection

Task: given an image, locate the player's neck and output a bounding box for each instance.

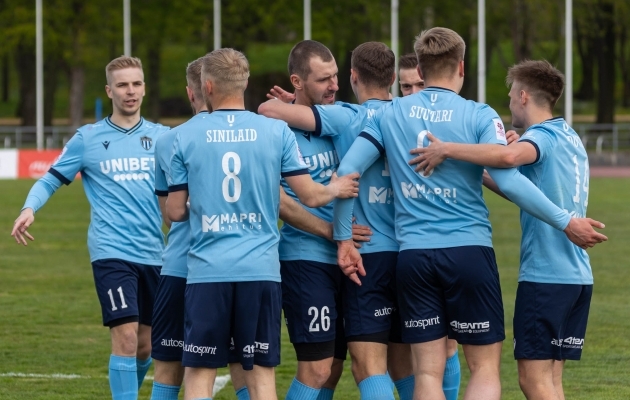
[211,96,245,111]
[522,107,554,130]
[110,111,141,129]
[423,78,461,94]
[357,87,390,104]
[294,92,312,107]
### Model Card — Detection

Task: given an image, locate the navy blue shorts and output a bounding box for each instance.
[91,259,161,327]
[151,275,186,361]
[514,282,592,361]
[182,281,281,370]
[397,247,505,345]
[281,260,343,344]
[343,251,397,341]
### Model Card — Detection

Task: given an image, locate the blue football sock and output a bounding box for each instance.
[358,374,395,400]
[150,382,180,400]
[286,377,320,400]
[316,387,334,400]
[443,350,461,400]
[109,354,138,400]
[137,357,152,389]
[393,375,414,400]
[235,386,251,400]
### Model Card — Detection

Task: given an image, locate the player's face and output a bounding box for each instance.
[508,83,525,129]
[303,57,339,105]
[399,67,425,96]
[106,68,145,117]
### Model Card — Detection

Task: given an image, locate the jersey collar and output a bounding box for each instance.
[106,115,144,135]
[424,86,457,94]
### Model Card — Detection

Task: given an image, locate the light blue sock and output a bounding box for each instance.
[393,375,414,400]
[286,377,321,400]
[137,357,152,389]
[443,351,461,400]
[358,374,395,400]
[316,387,334,400]
[235,386,250,400]
[150,382,180,400]
[109,354,138,400]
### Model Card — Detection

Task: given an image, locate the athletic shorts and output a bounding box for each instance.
[281,260,343,344]
[182,281,281,370]
[91,258,161,327]
[397,247,505,345]
[514,282,592,361]
[151,275,186,361]
[343,251,397,341]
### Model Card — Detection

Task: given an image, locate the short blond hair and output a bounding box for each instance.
[186,56,205,101]
[414,27,465,81]
[201,48,250,98]
[105,56,143,84]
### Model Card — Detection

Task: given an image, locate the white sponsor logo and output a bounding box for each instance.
[99,157,155,181]
[202,212,263,232]
[374,307,394,317]
[301,150,339,179]
[243,342,270,357]
[160,338,184,348]
[183,343,217,356]
[368,187,394,204]
[552,336,584,349]
[405,316,440,329]
[400,182,457,203]
[450,320,490,333]
[409,106,453,122]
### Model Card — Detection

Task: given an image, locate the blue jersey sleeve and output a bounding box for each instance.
[313,104,359,138]
[167,133,188,191]
[519,128,553,165]
[487,167,571,230]
[48,131,84,184]
[333,137,382,241]
[280,125,309,176]
[22,173,63,212]
[476,105,508,146]
[154,153,169,196]
[359,107,386,153]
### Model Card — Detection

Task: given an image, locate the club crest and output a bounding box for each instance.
[140,136,152,150]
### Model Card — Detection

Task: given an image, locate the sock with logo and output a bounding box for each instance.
[137,357,152,389]
[150,382,180,400]
[286,377,321,400]
[393,375,414,400]
[235,386,250,400]
[358,374,395,400]
[316,387,334,400]
[109,354,138,400]
[443,350,461,400]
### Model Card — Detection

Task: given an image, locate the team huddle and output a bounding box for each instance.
[11,27,607,400]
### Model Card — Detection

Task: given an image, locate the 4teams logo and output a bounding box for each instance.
[450,320,490,334]
[243,342,270,358]
[202,212,263,232]
[551,336,584,349]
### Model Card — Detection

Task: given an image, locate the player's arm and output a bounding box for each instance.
[487,167,607,248]
[258,99,316,132]
[165,133,190,222]
[408,132,537,175]
[154,150,172,229]
[283,171,359,208]
[482,170,509,200]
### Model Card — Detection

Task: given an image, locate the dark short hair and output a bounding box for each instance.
[351,42,395,89]
[506,60,564,110]
[398,53,418,70]
[288,40,334,79]
[414,27,465,80]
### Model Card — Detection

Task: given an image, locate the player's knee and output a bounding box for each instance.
[110,321,139,356]
[136,340,151,360]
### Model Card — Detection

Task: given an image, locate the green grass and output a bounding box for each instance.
[0,178,629,399]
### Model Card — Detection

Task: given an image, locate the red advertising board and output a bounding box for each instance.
[18,149,63,179]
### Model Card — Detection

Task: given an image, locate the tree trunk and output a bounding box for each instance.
[619,25,630,108]
[574,19,596,100]
[15,41,36,126]
[43,57,61,126]
[147,45,161,121]
[511,0,531,61]
[1,54,8,103]
[69,66,85,128]
[595,2,615,124]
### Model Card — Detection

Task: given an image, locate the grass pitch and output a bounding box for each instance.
[0,178,628,399]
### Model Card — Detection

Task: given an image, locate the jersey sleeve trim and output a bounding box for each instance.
[154,189,169,197]
[519,139,540,165]
[312,106,322,137]
[281,168,309,178]
[48,167,72,185]
[359,132,385,155]
[168,183,188,192]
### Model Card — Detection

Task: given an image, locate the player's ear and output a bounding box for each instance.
[458,60,465,77]
[389,72,396,87]
[290,74,303,91]
[105,85,113,99]
[416,66,425,81]
[350,69,359,85]
[186,86,194,104]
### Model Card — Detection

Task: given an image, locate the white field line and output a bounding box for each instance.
[1,372,232,395]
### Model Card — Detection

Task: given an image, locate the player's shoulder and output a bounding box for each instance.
[74,119,108,137]
[142,118,171,135]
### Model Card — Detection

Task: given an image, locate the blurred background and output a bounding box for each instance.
[0,0,629,164]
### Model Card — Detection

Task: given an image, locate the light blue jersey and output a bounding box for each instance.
[518,117,592,284]
[154,113,209,278]
[46,117,168,265]
[168,110,308,284]
[334,87,571,250]
[313,99,397,253]
[279,126,340,264]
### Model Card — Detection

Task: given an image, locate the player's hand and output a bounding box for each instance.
[408,132,444,176]
[329,172,359,198]
[337,240,366,286]
[266,85,296,103]
[351,218,372,249]
[506,130,520,145]
[563,218,607,249]
[11,208,35,246]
